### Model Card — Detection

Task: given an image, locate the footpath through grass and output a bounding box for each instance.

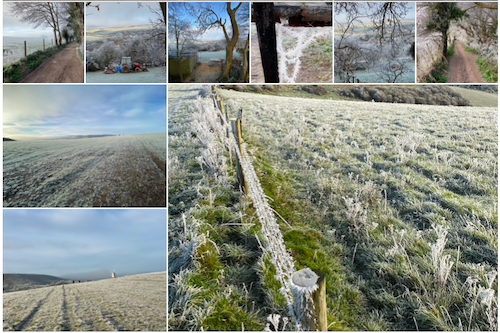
[3,44,67,83]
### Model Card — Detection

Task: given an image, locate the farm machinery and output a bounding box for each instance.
[104,57,149,74]
[120,57,148,72]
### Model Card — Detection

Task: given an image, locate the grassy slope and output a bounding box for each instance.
[449,87,498,107]
[218,89,497,330]
[3,273,166,331]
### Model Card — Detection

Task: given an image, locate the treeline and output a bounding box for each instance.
[339,86,471,106]
[220,85,472,106]
[87,34,166,71]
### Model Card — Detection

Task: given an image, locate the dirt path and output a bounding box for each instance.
[447,43,484,83]
[20,43,84,83]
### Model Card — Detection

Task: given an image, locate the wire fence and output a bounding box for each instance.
[208,86,327,331]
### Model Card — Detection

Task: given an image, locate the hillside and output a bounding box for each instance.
[4,274,68,293]
[3,272,166,331]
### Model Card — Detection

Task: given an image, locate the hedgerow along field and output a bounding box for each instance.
[3,273,166,331]
[169,85,497,330]
[3,133,166,207]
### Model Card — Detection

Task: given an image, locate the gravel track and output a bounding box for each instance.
[3,273,166,332]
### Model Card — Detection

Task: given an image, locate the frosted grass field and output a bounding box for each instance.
[3,273,166,331]
[4,133,166,207]
[86,67,166,83]
[217,88,497,330]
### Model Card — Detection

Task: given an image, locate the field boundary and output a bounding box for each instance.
[209,86,326,330]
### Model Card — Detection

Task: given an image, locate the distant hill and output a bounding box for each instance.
[3,138,16,141]
[4,274,69,293]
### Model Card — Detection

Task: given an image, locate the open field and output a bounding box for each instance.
[450,86,498,107]
[218,88,498,330]
[3,273,166,331]
[169,85,497,330]
[4,133,166,207]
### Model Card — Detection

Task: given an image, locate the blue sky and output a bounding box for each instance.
[4,209,166,277]
[169,2,249,41]
[3,85,166,140]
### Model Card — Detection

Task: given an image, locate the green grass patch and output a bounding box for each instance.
[3,44,66,83]
[426,57,448,83]
[463,46,498,83]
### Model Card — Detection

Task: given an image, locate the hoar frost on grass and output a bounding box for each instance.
[218,89,497,330]
[3,273,166,331]
[276,21,332,83]
[3,133,166,207]
[169,85,295,330]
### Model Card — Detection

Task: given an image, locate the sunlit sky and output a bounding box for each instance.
[4,209,166,277]
[3,85,166,140]
[168,2,249,41]
[87,2,163,29]
[3,2,57,38]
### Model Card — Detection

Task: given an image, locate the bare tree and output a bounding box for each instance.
[168,2,201,81]
[335,2,413,83]
[196,2,248,82]
[10,2,65,47]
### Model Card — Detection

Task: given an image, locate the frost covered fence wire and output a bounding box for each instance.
[276,19,332,83]
[210,87,327,330]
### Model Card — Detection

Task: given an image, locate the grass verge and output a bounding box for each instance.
[463,46,498,83]
[3,44,66,83]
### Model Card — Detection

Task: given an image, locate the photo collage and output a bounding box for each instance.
[2,0,498,331]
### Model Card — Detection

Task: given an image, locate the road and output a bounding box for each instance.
[447,43,484,83]
[20,43,84,83]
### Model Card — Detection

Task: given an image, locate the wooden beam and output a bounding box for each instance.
[252,5,332,26]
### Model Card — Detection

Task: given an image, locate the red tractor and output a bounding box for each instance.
[120,57,149,73]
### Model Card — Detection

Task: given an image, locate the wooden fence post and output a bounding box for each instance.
[290,268,327,331]
[254,3,279,83]
[24,41,27,57]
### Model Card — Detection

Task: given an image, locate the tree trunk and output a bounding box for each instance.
[160,3,166,23]
[221,2,241,82]
[222,43,235,82]
[53,28,59,47]
[240,34,249,82]
[442,29,448,57]
[254,3,279,83]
